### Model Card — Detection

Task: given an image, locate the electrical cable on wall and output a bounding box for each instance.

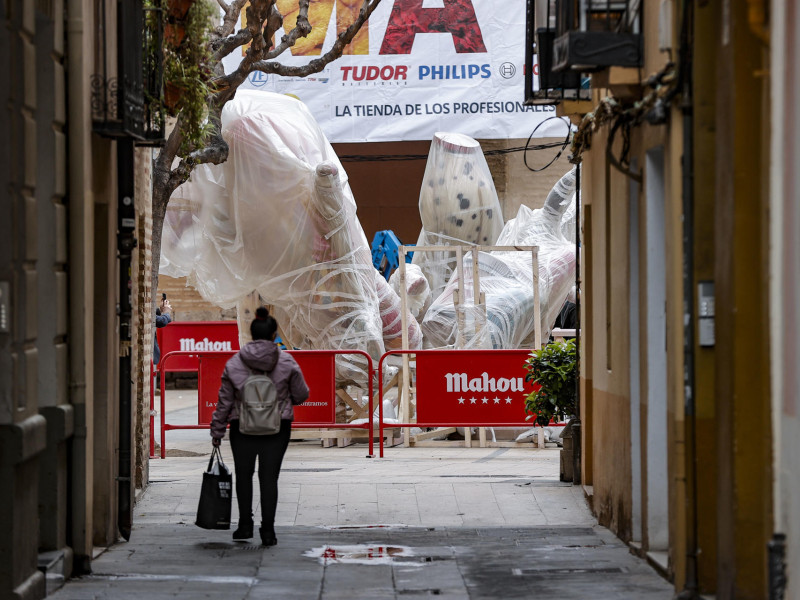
[523,116,573,173]
[338,139,568,163]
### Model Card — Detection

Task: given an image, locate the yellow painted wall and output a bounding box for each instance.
[692,0,720,591]
[712,1,772,597]
[575,1,775,596]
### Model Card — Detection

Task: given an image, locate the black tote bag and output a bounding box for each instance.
[195,447,232,530]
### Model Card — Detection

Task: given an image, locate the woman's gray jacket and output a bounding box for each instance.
[210,340,309,439]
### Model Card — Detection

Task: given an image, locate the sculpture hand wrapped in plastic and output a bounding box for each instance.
[161,91,420,383]
[421,167,578,349]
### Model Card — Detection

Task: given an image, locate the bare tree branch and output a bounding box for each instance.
[212,29,255,61]
[262,4,283,48]
[152,0,382,307]
[165,110,227,191]
[245,1,272,56]
[154,119,185,199]
[167,140,229,191]
[256,0,380,66]
[212,0,308,93]
[168,0,384,188]
[263,0,312,59]
[211,68,250,105]
[215,0,250,39]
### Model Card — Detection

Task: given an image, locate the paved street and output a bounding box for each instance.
[50,391,673,599]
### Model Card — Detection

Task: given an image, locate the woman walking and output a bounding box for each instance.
[210,307,309,546]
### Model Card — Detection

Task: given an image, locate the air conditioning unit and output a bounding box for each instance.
[551,0,643,71]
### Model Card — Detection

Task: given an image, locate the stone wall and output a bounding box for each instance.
[157,275,237,322]
[133,148,154,490]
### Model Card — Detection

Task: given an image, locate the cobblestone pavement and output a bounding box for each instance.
[50,391,673,599]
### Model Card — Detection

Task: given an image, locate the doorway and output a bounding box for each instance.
[629,159,642,545]
[644,147,669,551]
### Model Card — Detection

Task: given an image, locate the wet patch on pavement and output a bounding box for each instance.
[305,544,420,566]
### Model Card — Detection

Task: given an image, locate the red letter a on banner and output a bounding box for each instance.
[380,0,487,55]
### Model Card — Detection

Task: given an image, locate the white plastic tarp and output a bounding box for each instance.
[161,91,421,383]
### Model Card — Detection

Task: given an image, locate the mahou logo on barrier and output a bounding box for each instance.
[157,322,240,371]
[415,350,534,424]
[179,338,234,352]
[444,372,526,394]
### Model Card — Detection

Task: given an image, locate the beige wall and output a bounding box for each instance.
[578,87,680,557]
[578,1,776,596]
[582,125,633,541]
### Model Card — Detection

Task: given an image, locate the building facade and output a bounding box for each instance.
[0,0,151,596]
[560,0,786,597]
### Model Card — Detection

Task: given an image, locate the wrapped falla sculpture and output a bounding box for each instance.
[403,132,505,315]
[420,167,578,349]
[160,91,421,385]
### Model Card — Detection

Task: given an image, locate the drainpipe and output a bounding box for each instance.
[66,0,94,574]
[678,87,700,600]
[117,139,135,541]
[572,162,582,486]
[678,0,699,596]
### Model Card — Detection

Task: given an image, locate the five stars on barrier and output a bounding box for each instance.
[455,396,517,406]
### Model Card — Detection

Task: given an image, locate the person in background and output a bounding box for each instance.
[210,307,310,546]
[154,295,172,366]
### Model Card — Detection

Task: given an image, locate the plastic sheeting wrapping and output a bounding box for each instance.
[560,193,577,243]
[421,167,578,349]
[160,91,420,384]
[388,262,431,320]
[410,132,504,309]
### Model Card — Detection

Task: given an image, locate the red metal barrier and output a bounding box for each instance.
[150,360,156,458]
[158,349,374,459]
[157,321,240,372]
[150,322,240,459]
[378,349,558,457]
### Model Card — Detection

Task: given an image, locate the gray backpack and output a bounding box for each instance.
[238,367,281,435]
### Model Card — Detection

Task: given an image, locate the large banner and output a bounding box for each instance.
[222,0,565,143]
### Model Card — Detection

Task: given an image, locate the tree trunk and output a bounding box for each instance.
[151,155,174,308]
[151,188,168,308]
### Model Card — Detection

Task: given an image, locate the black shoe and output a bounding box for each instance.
[232,522,254,541]
[259,526,277,547]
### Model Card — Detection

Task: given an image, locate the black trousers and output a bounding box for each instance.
[229,419,292,532]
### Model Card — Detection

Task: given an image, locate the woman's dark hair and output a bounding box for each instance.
[250,306,278,341]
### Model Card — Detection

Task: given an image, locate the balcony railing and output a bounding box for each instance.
[91,0,165,144]
[525,0,592,105]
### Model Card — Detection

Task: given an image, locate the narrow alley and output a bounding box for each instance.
[49,409,672,599]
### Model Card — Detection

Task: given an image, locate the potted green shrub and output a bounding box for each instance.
[523,338,577,426]
[524,338,578,480]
